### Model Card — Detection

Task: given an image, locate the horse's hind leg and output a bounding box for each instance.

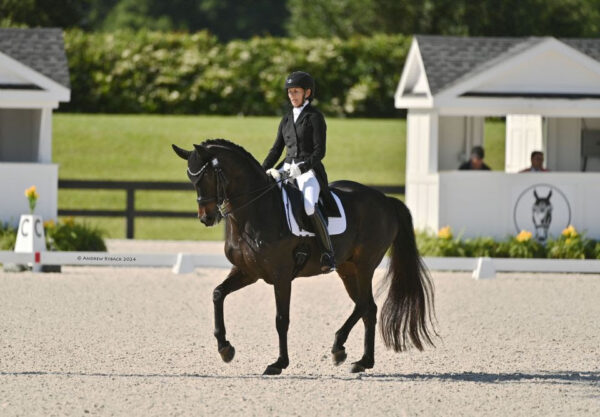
[213,267,257,363]
[350,267,377,373]
[332,263,362,365]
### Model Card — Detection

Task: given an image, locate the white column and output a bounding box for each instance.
[37,107,53,163]
[406,110,440,232]
[505,114,544,173]
[406,110,439,177]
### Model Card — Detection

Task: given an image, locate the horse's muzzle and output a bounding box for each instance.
[198,205,219,226]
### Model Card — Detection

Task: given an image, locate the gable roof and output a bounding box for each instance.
[414,35,600,96]
[0,28,70,89]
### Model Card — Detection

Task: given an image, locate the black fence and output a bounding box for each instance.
[58,179,405,239]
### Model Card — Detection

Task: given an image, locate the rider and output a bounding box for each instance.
[262,71,336,273]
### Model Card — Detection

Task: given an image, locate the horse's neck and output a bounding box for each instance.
[224,163,283,237]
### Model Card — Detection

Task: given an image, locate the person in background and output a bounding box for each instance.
[520,151,548,172]
[459,146,491,170]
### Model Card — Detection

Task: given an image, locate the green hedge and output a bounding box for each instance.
[63,30,411,117]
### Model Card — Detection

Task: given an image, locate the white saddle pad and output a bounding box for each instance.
[280,185,347,237]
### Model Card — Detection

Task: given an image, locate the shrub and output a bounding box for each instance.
[44,218,107,252]
[545,225,596,259]
[463,237,507,258]
[63,30,411,117]
[505,232,546,259]
[416,227,467,257]
[0,223,17,250]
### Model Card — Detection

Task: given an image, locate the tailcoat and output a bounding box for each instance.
[262,104,337,212]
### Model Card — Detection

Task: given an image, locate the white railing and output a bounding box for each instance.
[2,251,600,278]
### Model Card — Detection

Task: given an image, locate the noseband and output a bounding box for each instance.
[188,157,279,218]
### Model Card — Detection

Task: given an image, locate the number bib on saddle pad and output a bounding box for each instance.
[279,181,347,237]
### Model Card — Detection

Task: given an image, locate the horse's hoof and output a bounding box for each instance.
[332,349,347,366]
[350,362,366,373]
[263,365,282,376]
[218,343,235,363]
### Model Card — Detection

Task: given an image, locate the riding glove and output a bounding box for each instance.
[266,168,281,181]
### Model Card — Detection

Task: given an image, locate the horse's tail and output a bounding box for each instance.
[379,197,437,352]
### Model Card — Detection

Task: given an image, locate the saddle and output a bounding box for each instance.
[280,181,346,237]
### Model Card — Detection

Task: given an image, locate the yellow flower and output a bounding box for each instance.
[61,217,76,227]
[43,220,56,229]
[562,225,578,238]
[438,226,453,240]
[565,238,572,245]
[24,185,39,199]
[516,230,532,242]
[24,185,39,214]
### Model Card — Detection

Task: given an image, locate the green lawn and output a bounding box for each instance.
[54,114,505,240]
[53,114,408,239]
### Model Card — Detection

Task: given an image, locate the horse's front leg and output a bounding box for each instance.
[263,280,292,375]
[213,267,257,363]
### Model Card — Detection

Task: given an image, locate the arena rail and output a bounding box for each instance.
[58,179,405,239]
[2,250,600,277]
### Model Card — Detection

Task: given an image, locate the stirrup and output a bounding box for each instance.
[320,252,336,272]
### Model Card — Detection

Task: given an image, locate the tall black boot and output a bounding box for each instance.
[309,206,336,273]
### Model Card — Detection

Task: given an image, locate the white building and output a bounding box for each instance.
[396,35,600,240]
[0,28,70,227]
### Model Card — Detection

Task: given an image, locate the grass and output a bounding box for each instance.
[53,114,407,239]
[53,114,505,240]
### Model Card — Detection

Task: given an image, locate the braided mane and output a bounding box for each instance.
[201,138,265,174]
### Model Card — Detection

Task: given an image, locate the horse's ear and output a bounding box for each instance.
[547,190,552,199]
[533,190,540,200]
[193,143,213,161]
[172,144,191,160]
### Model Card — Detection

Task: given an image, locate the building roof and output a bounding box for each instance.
[0,28,70,89]
[415,35,600,95]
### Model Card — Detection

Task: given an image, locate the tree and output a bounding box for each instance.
[287,0,600,38]
[0,0,93,28]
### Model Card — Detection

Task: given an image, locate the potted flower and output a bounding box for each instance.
[14,185,47,272]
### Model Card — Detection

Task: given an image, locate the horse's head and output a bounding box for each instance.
[172,139,269,227]
[532,190,553,241]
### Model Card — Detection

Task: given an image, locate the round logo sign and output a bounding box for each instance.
[513,184,571,242]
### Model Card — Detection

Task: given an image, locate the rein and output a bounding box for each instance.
[188,158,282,218]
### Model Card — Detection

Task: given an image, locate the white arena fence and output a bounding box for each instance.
[2,250,600,278]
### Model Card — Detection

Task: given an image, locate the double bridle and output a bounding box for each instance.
[187,157,280,218]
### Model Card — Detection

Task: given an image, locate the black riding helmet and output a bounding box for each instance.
[284,71,315,101]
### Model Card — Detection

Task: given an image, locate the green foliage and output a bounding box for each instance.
[0,223,17,250]
[463,237,509,258]
[62,30,410,117]
[416,231,467,257]
[545,230,596,260]
[45,218,107,252]
[287,0,600,38]
[416,228,599,259]
[505,236,546,259]
[0,0,92,28]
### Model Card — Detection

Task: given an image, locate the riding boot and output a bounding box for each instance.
[309,206,336,273]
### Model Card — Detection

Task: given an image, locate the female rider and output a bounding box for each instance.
[262,71,335,273]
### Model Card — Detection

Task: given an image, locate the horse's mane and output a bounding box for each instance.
[202,138,265,175]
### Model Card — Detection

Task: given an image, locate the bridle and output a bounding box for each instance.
[187,157,281,218]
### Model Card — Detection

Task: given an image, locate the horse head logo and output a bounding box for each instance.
[532,189,553,242]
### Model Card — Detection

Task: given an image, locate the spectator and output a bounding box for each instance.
[520,151,548,172]
[459,146,491,170]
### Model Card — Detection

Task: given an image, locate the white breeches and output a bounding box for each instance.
[282,162,320,215]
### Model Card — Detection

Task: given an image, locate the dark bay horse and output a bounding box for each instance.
[172,139,436,374]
